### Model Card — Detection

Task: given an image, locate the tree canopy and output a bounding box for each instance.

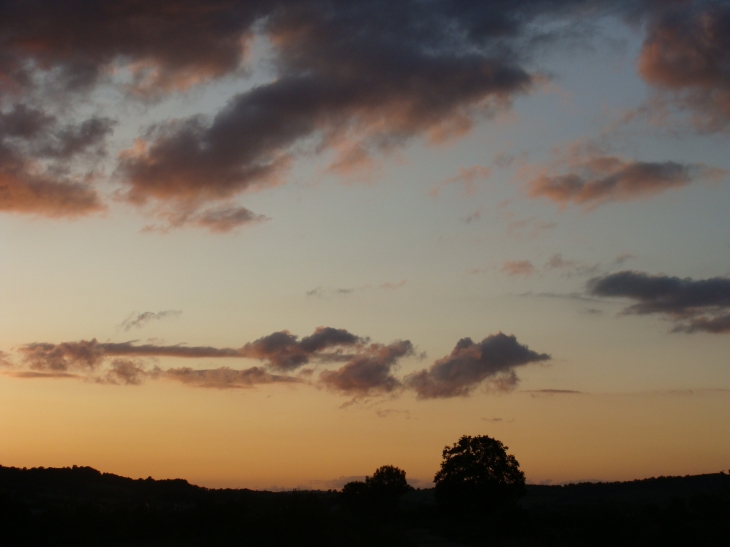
[341,465,411,517]
[434,435,525,512]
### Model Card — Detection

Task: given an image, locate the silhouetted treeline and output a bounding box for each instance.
[1,465,729,546]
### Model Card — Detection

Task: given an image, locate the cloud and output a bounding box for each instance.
[482,417,514,423]
[518,291,602,302]
[638,2,730,133]
[587,270,730,334]
[241,327,365,371]
[3,1,725,227]
[18,339,107,371]
[0,1,258,97]
[10,326,365,386]
[306,280,406,297]
[12,327,364,375]
[98,359,159,386]
[612,252,637,266]
[120,310,182,331]
[502,260,538,277]
[522,389,581,395]
[7,327,553,401]
[114,0,569,222]
[528,153,723,208]
[319,340,413,396]
[544,254,600,277]
[164,366,299,389]
[0,105,111,217]
[405,332,550,399]
[375,409,410,419]
[429,166,491,197]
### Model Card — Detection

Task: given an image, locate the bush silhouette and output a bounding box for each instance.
[434,435,525,514]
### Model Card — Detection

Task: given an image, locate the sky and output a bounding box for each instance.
[1,0,730,490]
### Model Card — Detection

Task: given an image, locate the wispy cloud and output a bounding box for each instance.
[120,310,182,331]
[526,143,724,208]
[429,166,491,197]
[501,260,538,277]
[306,280,406,298]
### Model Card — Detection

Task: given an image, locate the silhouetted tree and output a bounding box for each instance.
[340,480,370,514]
[367,465,412,514]
[341,465,411,518]
[434,435,525,514]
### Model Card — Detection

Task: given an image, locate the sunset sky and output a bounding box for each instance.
[1,0,729,490]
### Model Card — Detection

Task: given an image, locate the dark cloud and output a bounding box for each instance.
[0,105,111,217]
[528,154,722,208]
[9,327,552,399]
[3,1,720,226]
[319,340,413,396]
[638,2,730,132]
[120,310,182,331]
[164,366,299,389]
[115,0,595,219]
[17,338,244,372]
[0,0,261,96]
[405,332,550,399]
[588,270,730,334]
[241,327,365,371]
[14,327,363,374]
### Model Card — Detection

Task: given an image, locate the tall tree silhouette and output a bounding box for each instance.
[434,435,525,513]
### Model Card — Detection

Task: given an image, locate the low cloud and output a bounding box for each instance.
[7,328,551,400]
[98,359,159,386]
[405,332,550,399]
[588,270,730,334]
[120,310,182,331]
[240,327,365,371]
[164,366,299,389]
[319,340,414,396]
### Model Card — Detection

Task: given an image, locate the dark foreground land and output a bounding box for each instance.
[1,465,728,546]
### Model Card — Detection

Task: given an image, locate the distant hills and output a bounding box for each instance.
[1,465,728,546]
